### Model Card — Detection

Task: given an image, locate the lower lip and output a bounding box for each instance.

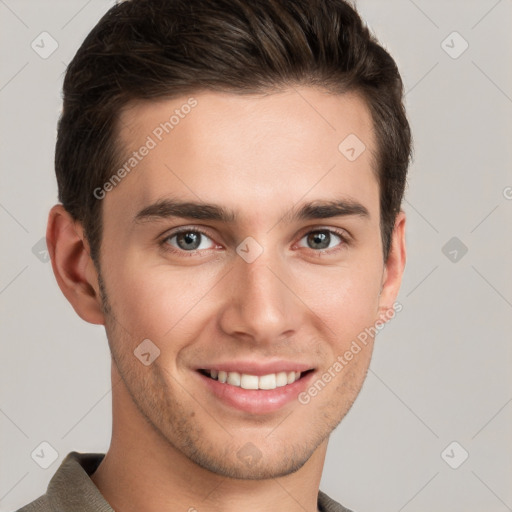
[196,371,316,414]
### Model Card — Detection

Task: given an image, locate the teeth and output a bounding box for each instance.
[276,372,288,387]
[227,371,241,386]
[259,373,276,390]
[240,374,259,390]
[206,369,303,389]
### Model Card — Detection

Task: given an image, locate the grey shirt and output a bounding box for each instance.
[15,452,354,512]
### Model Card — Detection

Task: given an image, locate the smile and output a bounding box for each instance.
[199,369,307,390]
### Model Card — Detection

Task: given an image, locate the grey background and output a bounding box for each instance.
[1,0,511,510]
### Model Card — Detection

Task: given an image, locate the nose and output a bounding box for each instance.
[217,244,305,345]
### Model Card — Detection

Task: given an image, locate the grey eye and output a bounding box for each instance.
[165,230,215,251]
[299,230,342,250]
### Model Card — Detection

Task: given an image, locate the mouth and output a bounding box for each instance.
[198,368,315,390]
[195,361,317,414]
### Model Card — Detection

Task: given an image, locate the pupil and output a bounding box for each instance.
[177,232,200,250]
[308,231,329,250]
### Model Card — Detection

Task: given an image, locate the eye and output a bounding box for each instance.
[297,229,348,252]
[162,228,217,253]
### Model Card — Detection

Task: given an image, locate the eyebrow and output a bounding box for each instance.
[133,197,370,224]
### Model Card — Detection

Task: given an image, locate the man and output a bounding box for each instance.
[17,0,411,510]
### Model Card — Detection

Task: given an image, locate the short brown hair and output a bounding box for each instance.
[56,0,412,265]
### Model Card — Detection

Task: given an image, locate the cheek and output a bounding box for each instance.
[104,252,221,342]
[102,235,383,351]
[292,253,383,339]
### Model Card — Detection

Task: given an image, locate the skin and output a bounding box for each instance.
[47,87,406,512]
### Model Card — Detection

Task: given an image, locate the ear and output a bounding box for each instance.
[46,204,105,325]
[376,210,406,321]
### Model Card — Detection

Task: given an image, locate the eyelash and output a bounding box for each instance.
[159,226,351,258]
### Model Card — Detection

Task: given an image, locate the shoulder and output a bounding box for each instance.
[14,494,51,512]
[13,451,107,512]
[318,489,356,512]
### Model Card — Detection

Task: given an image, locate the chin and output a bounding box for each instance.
[188,445,314,480]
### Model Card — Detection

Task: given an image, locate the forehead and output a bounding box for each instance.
[106,87,379,228]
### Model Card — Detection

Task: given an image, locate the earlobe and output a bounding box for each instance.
[46,204,106,325]
[377,210,406,321]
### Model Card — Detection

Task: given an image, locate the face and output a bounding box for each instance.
[94,87,402,479]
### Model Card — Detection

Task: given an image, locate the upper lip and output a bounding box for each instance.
[196,360,314,376]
